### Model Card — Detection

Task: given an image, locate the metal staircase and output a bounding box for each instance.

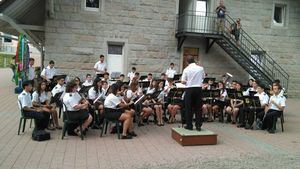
[176,11,289,91]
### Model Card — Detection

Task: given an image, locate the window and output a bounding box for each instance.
[108,44,123,55]
[4,38,12,43]
[84,0,100,12]
[273,4,286,26]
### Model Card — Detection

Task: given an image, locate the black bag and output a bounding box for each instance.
[32,130,50,141]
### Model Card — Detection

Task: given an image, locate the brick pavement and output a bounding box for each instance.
[0,68,299,169]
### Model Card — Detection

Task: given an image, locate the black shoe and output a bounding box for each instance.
[237,124,245,128]
[245,124,252,130]
[184,126,193,130]
[128,131,137,137]
[268,129,275,134]
[121,135,133,139]
[138,123,144,127]
[196,126,201,131]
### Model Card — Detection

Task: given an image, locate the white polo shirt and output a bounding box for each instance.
[269,94,286,111]
[63,92,82,111]
[104,93,121,109]
[254,92,269,107]
[166,68,177,78]
[51,84,65,97]
[41,66,56,79]
[181,63,204,88]
[94,61,106,74]
[127,71,135,81]
[88,87,105,100]
[32,91,49,103]
[28,65,35,80]
[18,90,33,109]
[82,80,93,87]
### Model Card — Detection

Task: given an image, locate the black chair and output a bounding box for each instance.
[17,100,34,135]
[273,112,284,132]
[100,108,121,139]
[61,103,84,140]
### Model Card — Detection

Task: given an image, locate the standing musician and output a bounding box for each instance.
[32,81,62,130]
[41,60,56,82]
[93,55,107,78]
[104,84,137,139]
[18,81,50,131]
[127,67,137,81]
[62,81,93,136]
[181,55,205,131]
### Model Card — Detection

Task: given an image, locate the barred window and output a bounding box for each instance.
[108,44,123,55]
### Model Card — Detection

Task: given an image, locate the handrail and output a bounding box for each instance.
[176,11,289,90]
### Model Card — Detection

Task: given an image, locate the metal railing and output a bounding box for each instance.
[176,11,289,90]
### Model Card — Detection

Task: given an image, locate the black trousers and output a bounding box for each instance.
[239,107,264,126]
[23,111,50,130]
[262,109,282,130]
[184,87,202,128]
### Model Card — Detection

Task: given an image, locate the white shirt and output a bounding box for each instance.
[32,91,49,103]
[28,65,35,80]
[254,92,269,107]
[18,90,32,109]
[146,87,156,94]
[220,89,227,101]
[82,80,93,87]
[181,63,204,88]
[63,92,82,111]
[94,61,106,74]
[104,93,121,109]
[51,84,65,97]
[41,66,56,79]
[88,87,105,100]
[166,68,177,78]
[127,72,135,81]
[269,94,286,111]
[243,87,257,96]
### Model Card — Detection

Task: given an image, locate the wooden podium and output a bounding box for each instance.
[172,127,217,146]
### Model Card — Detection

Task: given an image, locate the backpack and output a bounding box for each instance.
[32,130,50,141]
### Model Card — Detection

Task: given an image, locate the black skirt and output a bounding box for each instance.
[105,108,124,120]
[67,109,89,122]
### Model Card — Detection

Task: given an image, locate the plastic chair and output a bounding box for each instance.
[17,100,34,135]
[100,108,121,139]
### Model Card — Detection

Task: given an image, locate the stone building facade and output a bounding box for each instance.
[44,0,300,97]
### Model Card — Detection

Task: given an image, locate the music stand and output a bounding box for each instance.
[249,91,257,97]
[50,92,63,104]
[139,75,147,81]
[139,81,150,89]
[173,74,182,82]
[79,85,92,94]
[203,77,216,84]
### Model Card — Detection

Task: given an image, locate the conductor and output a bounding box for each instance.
[181,55,205,131]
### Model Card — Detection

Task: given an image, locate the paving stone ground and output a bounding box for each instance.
[0,68,299,169]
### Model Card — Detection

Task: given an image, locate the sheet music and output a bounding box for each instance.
[175,83,186,88]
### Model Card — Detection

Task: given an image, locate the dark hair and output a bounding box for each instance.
[86,73,91,78]
[104,72,109,76]
[110,84,119,95]
[120,74,125,77]
[29,58,35,61]
[161,73,166,76]
[37,80,47,97]
[187,56,195,64]
[65,80,77,93]
[148,73,152,76]
[22,80,31,89]
[135,72,140,76]
[274,79,281,84]
[257,83,265,90]
[92,78,102,94]
[49,60,54,64]
[170,63,174,66]
[100,55,105,58]
[132,67,136,71]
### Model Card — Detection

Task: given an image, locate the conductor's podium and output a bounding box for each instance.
[172,127,217,146]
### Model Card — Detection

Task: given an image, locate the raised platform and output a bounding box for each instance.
[172,127,217,146]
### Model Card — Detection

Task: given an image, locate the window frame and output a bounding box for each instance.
[272,3,287,27]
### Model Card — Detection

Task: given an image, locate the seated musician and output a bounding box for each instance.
[82,74,93,87]
[239,83,269,129]
[104,84,137,139]
[143,73,153,82]
[101,81,110,95]
[146,80,157,94]
[62,80,93,136]
[247,79,254,88]
[102,72,110,83]
[225,82,244,124]
[269,80,285,97]
[40,60,56,82]
[18,81,50,131]
[88,78,105,115]
[118,74,125,82]
[262,84,286,134]
[51,76,66,108]
[212,81,227,121]
[166,78,182,123]
[74,77,82,92]
[201,79,216,122]
[32,81,62,130]
[165,62,177,79]
[158,80,165,91]
[127,67,136,81]
[139,94,154,126]
[126,81,143,102]
[243,79,258,96]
